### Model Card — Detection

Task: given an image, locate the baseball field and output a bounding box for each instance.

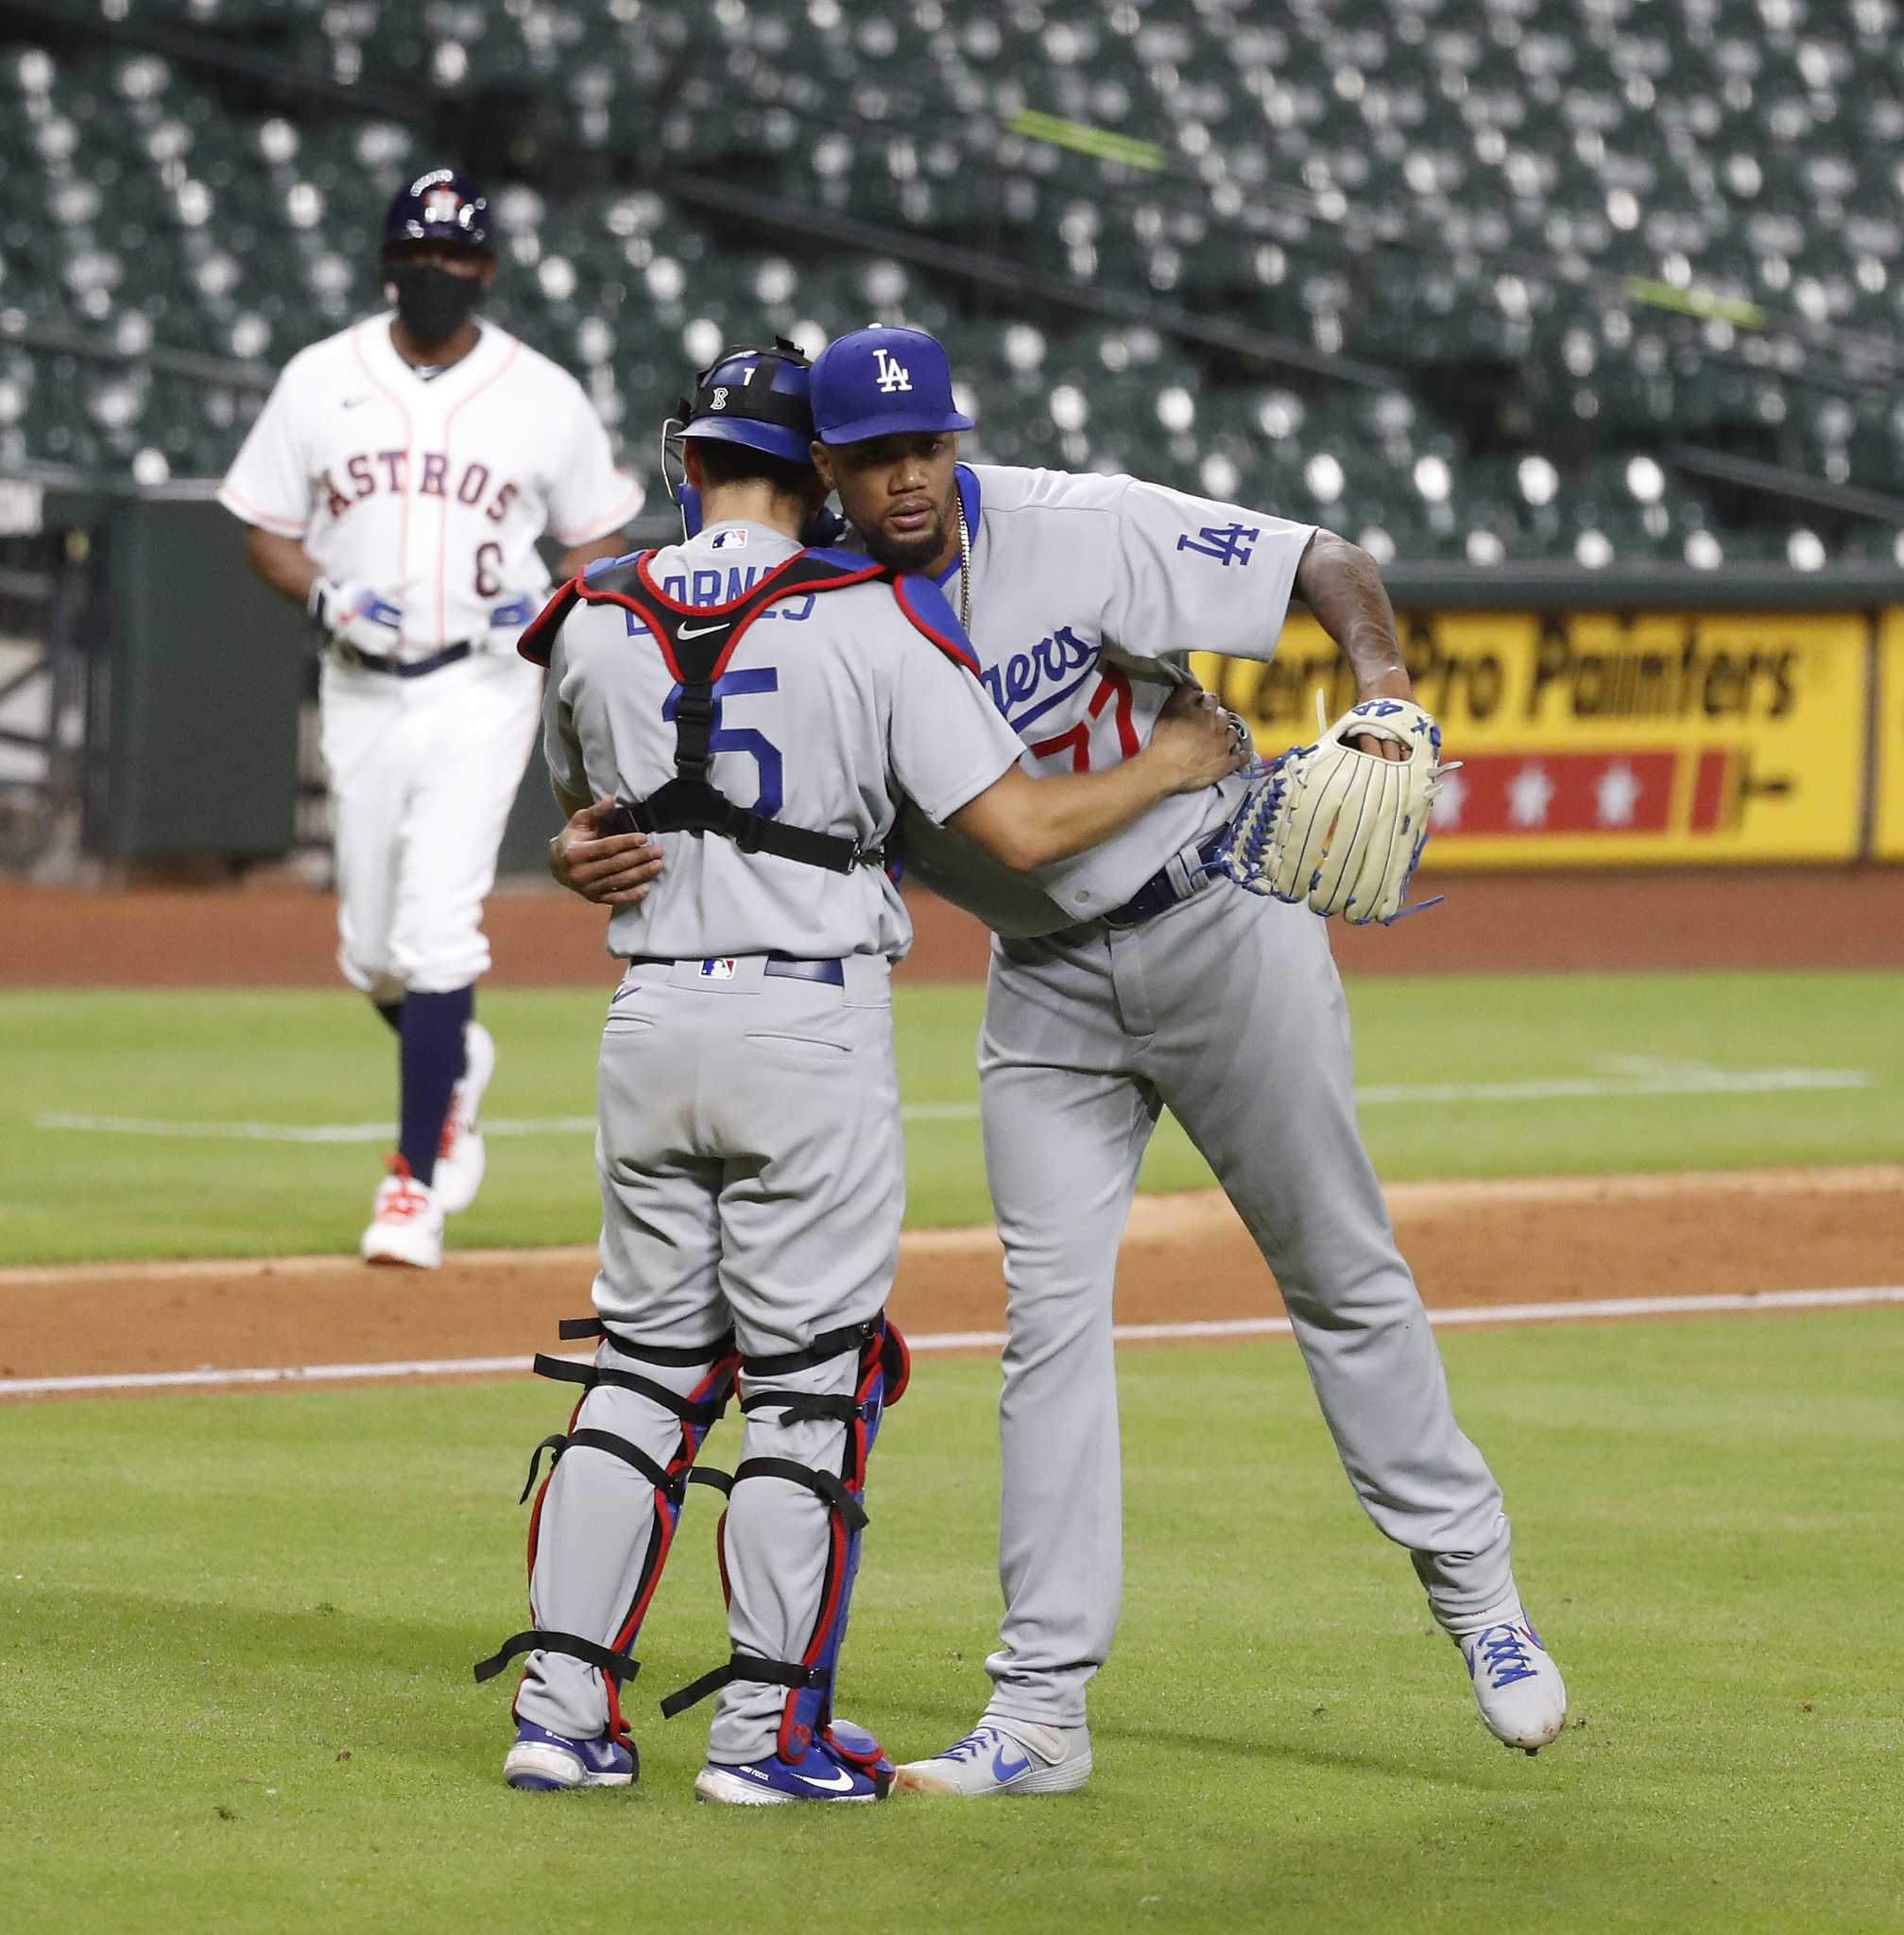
[3,872,1900,1933]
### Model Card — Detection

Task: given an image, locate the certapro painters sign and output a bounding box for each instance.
[1193,608,1871,866]
[1878,608,1904,862]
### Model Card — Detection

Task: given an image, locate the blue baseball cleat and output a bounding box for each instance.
[694,1721,894,1805]
[504,1721,636,1791]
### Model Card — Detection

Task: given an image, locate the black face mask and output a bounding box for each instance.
[387,265,483,349]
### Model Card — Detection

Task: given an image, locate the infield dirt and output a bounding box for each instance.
[9,865,1904,987]
[8,868,1899,1395]
[3,1167,1897,1393]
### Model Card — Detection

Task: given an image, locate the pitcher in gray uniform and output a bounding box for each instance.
[472,340,1248,1805]
[806,327,1570,1794]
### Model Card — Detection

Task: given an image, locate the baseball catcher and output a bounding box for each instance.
[472,341,1247,1804]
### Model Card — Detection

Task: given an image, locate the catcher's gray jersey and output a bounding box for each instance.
[901,464,1313,936]
[517,516,1026,1770]
[541,522,1024,962]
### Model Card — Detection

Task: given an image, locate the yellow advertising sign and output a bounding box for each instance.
[1877,609,1904,861]
[1193,608,1871,866]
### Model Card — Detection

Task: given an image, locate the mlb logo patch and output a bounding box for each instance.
[710,528,748,550]
[699,958,738,981]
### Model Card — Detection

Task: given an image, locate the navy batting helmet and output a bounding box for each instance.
[676,339,818,467]
[382,168,492,255]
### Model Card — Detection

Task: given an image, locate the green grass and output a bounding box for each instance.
[0,971,1899,1265]
[4,1313,1900,1932]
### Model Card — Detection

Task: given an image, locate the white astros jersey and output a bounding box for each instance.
[219,315,643,653]
[541,521,1025,962]
[903,463,1314,935]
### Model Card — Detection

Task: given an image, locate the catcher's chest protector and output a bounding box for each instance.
[520,549,892,874]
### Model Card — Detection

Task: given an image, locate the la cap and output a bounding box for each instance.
[811,325,975,446]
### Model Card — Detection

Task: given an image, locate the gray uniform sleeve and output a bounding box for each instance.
[541,635,590,807]
[1103,478,1316,665]
[887,636,1025,824]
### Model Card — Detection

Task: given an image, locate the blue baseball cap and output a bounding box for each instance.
[383,168,492,254]
[811,325,975,445]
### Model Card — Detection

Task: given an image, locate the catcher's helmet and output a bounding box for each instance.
[675,339,819,467]
[382,168,492,255]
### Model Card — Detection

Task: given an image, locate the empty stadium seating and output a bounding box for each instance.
[5,2,1902,564]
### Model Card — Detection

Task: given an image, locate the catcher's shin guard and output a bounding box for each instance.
[472,1319,740,1759]
[660,1314,910,1768]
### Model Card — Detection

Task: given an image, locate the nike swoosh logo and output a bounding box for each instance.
[791,1764,858,1793]
[678,621,732,640]
[340,395,371,409]
[990,1748,1032,1782]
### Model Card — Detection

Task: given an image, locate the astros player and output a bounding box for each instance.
[470,342,1246,1802]
[218,169,642,1268]
[557,324,1569,1787]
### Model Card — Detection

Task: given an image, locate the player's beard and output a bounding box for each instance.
[864,489,956,574]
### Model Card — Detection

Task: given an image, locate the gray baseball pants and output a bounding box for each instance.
[976,876,1514,1730]
[513,954,901,1765]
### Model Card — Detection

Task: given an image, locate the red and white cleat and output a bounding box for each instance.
[359,1155,444,1269]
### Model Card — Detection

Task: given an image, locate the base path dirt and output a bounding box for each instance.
[6,866,1903,986]
[3,1168,1897,1396]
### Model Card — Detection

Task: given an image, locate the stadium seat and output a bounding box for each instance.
[2,4,1896,560]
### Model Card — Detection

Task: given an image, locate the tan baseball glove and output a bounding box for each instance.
[1214,695,1454,925]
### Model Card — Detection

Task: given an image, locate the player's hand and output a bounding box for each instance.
[1351,668,1415,762]
[308,576,400,655]
[487,591,542,643]
[1146,685,1253,795]
[549,796,665,907]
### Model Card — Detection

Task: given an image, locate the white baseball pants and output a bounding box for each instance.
[317,650,541,1002]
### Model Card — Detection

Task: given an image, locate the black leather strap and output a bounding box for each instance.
[730,1456,868,1533]
[472,1628,641,1686]
[557,1317,736,1365]
[739,1392,863,1426]
[744,1318,877,1380]
[531,1353,729,1428]
[517,1432,572,1504]
[660,1651,823,1720]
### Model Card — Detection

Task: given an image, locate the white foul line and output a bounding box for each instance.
[27,1113,594,1144]
[26,1062,1878,1145]
[3,1283,1898,1399]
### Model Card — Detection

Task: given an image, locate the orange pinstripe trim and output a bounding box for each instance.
[351,322,415,648]
[217,485,306,539]
[438,337,522,642]
[553,476,644,546]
